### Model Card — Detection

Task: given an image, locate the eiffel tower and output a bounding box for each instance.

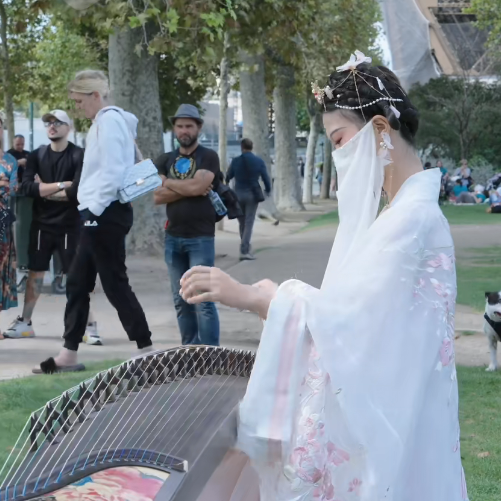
[381,0,494,90]
[425,0,493,76]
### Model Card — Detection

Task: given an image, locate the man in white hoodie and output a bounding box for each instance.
[34,70,154,374]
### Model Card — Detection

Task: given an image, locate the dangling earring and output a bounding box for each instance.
[378,131,394,164]
[379,132,394,212]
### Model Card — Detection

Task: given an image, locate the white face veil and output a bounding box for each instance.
[321,119,390,293]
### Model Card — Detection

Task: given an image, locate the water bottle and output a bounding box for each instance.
[208,190,227,217]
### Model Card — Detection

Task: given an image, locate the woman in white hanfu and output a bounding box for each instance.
[183,54,468,501]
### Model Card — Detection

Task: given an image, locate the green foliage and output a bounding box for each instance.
[296,97,311,132]
[32,21,104,108]
[158,54,208,131]
[468,0,501,60]
[0,0,47,107]
[409,76,501,166]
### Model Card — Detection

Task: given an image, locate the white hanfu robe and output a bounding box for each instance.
[236,168,468,501]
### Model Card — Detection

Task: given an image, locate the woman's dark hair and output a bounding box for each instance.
[322,64,419,146]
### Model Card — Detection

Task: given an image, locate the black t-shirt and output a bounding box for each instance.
[7,148,29,183]
[154,145,220,238]
[22,143,83,233]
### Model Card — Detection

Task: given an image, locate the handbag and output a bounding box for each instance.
[241,154,265,203]
[216,180,243,221]
[99,109,162,204]
[118,157,162,204]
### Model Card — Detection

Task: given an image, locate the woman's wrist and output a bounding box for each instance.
[243,284,273,320]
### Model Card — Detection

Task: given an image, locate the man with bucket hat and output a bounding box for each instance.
[154,104,221,346]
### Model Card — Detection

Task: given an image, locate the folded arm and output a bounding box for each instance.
[154,175,185,205]
[163,169,215,197]
[22,152,66,199]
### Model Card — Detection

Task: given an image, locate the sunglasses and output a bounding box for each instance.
[44,121,66,128]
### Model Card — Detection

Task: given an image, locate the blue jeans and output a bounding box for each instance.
[164,234,220,346]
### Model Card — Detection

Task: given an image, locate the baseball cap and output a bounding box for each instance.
[42,110,73,127]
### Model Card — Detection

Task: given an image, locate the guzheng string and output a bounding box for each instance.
[30,353,160,494]
[4,358,146,498]
[120,350,233,462]
[94,348,226,465]
[161,356,253,470]
[72,349,201,474]
[142,351,237,461]
[0,372,104,490]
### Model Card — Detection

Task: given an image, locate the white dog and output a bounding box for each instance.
[483,292,501,371]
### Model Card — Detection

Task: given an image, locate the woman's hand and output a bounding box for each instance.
[180,266,251,311]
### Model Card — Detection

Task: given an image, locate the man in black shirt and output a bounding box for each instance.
[154,104,220,346]
[4,110,100,344]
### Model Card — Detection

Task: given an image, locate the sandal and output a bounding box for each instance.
[32,357,86,374]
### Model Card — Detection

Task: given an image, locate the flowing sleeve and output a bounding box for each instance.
[238,208,461,499]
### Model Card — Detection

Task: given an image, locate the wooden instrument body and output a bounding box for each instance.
[0,346,255,501]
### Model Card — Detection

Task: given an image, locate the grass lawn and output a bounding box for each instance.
[457,247,501,311]
[0,363,499,500]
[458,367,501,501]
[305,204,500,231]
[0,360,124,476]
[441,204,497,226]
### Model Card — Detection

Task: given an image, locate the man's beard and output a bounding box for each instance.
[48,136,64,143]
[177,135,198,148]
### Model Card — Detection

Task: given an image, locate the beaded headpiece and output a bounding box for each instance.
[311,50,403,122]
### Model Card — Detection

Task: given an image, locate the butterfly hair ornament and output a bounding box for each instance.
[311,50,404,122]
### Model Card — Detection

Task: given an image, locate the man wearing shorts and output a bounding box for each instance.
[4,110,100,344]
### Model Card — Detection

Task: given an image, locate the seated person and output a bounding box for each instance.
[473,185,487,203]
[453,180,476,204]
[487,190,501,213]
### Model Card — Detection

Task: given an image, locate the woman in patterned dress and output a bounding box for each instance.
[0,116,19,339]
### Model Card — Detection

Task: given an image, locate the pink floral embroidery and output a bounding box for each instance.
[291,446,323,483]
[413,278,426,297]
[348,478,363,495]
[426,253,453,272]
[327,441,350,466]
[439,337,454,367]
[430,278,451,298]
[313,469,335,500]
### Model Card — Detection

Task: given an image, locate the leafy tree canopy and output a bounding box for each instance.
[409,76,501,167]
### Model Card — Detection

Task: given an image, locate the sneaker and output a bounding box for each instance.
[240,253,256,261]
[83,322,102,346]
[4,316,35,339]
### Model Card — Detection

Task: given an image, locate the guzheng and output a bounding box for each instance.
[0,346,255,501]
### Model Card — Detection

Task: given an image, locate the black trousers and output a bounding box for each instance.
[63,202,152,351]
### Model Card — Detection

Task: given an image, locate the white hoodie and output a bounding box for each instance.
[78,106,138,216]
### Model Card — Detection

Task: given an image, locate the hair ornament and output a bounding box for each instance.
[336,50,372,73]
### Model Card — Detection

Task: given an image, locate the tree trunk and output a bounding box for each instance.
[217,32,231,232]
[239,51,279,220]
[0,1,15,149]
[302,111,322,204]
[109,25,164,256]
[273,65,303,211]
[321,139,332,199]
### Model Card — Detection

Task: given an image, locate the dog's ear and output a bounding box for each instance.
[486,292,492,299]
